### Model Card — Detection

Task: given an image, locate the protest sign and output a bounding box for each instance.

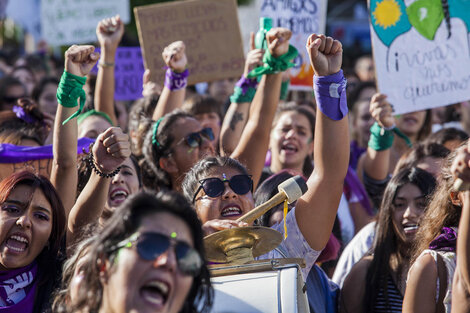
[259,0,327,90]
[369,0,470,115]
[40,0,130,46]
[134,0,245,86]
[91,47,145,101]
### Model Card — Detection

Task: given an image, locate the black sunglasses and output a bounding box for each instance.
[192,174,253,203]
[176,127,214,149]
[113,232,203,276]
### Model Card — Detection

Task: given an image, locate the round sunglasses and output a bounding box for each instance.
[112,232,203,276]
[176,127,214,149]
[192,174,253,203]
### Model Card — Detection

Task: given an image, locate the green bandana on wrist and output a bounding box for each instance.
[56,71,87,125]
[230,86,257,103]
[368,122,412,151]
[247,45,298,78]
[368,122,395,151]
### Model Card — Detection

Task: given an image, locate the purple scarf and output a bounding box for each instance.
[0,137,95,163]
[0,262,38,313]
[429,227,457,252]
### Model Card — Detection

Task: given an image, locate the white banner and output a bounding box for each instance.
[260,0,327,90]
[369,0,470,114]
[40,0,130,46]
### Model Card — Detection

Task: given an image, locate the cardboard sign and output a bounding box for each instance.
[134,0,245,86]
[259,0,327,91]
[369,0,470,114]
[40,0,130,46]
[91,47,145,101]
[0,138,94,181]
[0,159,52,182]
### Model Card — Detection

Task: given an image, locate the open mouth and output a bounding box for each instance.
[403,224,419,233]
[6,234,29,253]
[140,280,169,308]
[281,143,298,154]
[109,189,129,203]
[221,206,242,217]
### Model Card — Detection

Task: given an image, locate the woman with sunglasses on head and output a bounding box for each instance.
[57,191,212,313]
[182,33,349,280]
[142,28,294,193]
[0,171,66,312]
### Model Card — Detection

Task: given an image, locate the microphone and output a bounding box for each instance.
[453,178,470,192]
[236,175,308,224]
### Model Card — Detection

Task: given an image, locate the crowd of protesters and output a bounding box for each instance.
[0,13,469,313]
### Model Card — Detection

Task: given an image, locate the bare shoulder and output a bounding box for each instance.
[409,252,438,279]
[403,252,438,313]
[340,256,372,313]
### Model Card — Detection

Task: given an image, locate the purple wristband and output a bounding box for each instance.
[164,68,189,91]
[313,70,348,121]
[235,75,258,95]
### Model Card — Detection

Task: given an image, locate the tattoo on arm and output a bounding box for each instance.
[229,112,244,131]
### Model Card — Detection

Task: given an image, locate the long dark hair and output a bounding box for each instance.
[364,167,436,312]
[68,191,213,313]
[0,171,66,286]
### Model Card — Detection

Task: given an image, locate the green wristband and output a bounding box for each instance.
[247,45,298,78]
[230,86,257,103]
[368,122,413,151]
[368,122,394,151]
[56,71,87,125]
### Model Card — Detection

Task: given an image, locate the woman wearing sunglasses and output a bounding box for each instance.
[141,28,293,193]
[58,191,213,313]
[182,33,349,279]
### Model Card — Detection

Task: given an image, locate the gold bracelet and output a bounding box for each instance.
[98,61,115,68]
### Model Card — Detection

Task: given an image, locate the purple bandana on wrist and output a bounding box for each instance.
[164,68,189,91]
[235,76,258,95]
[429,227,457,252]
[12,106,36,124]
[313,70,348,121]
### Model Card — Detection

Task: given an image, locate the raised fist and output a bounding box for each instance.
[306,34,342,77]
[64,45,99,77]
[266,28,292,57]
[96,15,124,51]
[93,127,131,174]
[162,41,187,73]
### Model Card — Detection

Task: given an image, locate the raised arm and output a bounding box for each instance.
[152,41,187,120]
[51,45,99,217]
[67,127,130,247]
[94,15,124,126]
[220,33,263,156]
[295,34,349,251]
[451,142,470,313]
[357,93,395,181]
[231,28,293,189]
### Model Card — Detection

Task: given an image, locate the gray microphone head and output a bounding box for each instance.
[278,175,308,204]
